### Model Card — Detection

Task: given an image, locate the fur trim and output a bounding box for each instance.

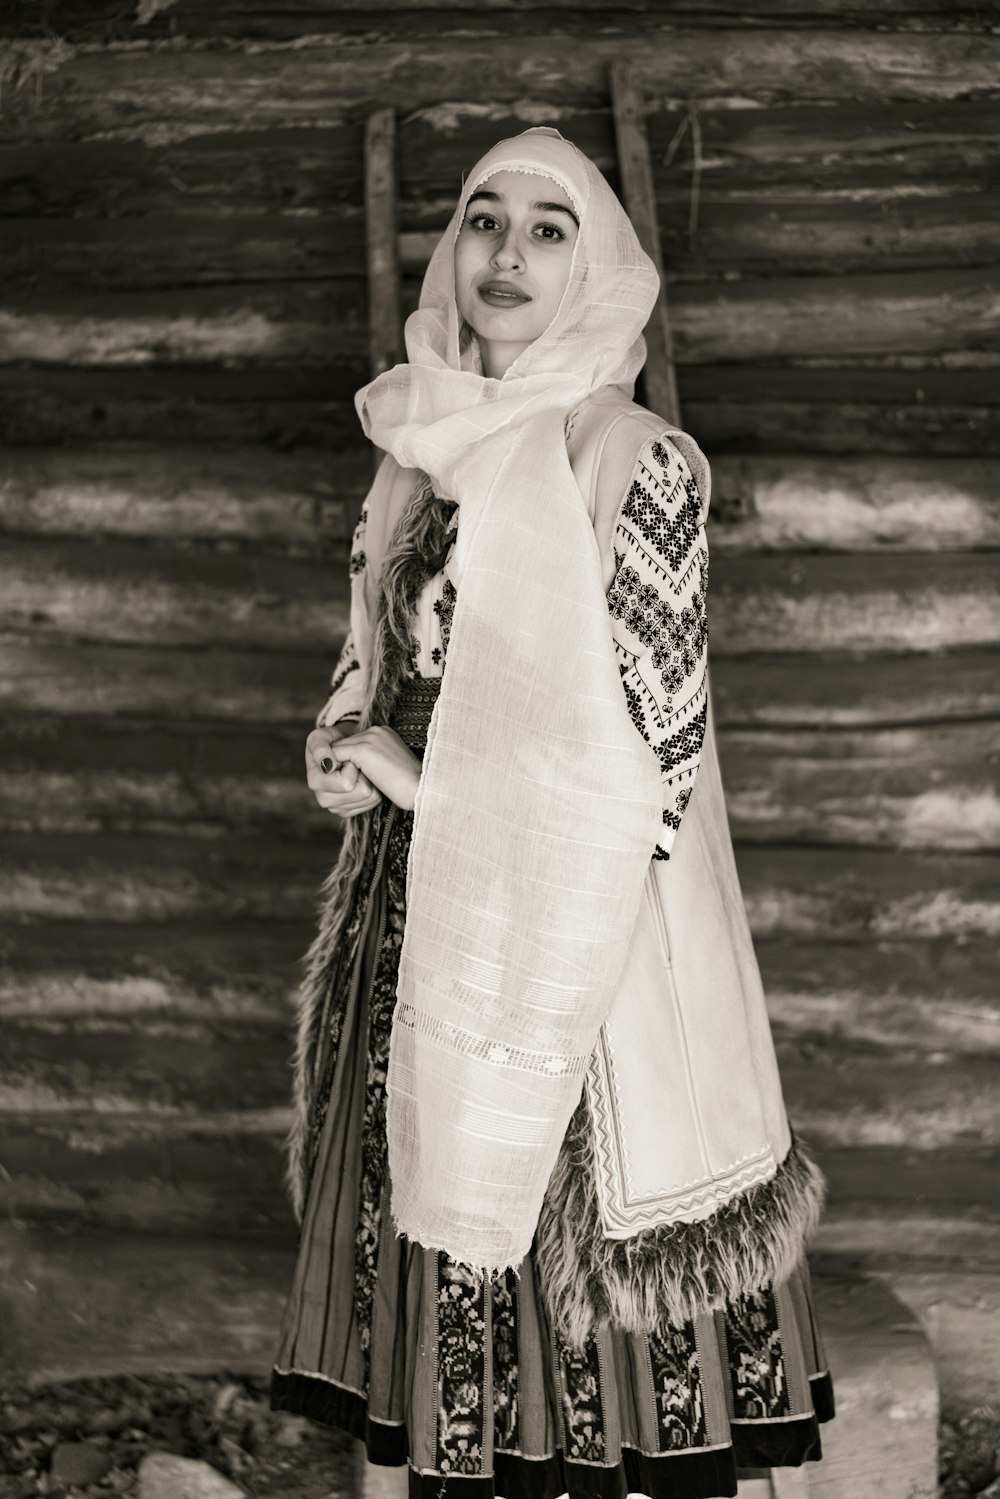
[283,479,458,1224]
[283,813,371,1224]
[534,1089,826,1352]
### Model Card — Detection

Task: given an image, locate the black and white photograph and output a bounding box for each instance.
[1,4,998,1498]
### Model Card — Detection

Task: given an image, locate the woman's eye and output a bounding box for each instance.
[536,223,565,242]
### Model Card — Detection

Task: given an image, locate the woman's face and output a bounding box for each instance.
[453,168,580,379]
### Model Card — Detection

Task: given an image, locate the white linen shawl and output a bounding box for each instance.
[355,128,666,1279]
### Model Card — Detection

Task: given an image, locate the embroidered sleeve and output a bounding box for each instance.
[315,500,369,730]
[607,434,709,860]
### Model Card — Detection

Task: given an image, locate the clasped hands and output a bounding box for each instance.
[305,722,424,818]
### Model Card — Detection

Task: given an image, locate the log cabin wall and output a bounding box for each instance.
[0,1,998,1403]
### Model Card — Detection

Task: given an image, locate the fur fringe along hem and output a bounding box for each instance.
[533,1088,827,1354]
[371,1092,824,1347]
[283,808,371,1226]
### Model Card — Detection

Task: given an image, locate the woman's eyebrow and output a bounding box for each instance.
[465,188,579,229]
[531,200,580,227]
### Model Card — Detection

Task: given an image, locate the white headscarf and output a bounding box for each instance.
[355,127,665,1278]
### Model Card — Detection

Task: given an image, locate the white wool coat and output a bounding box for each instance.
[300,384,824,1346]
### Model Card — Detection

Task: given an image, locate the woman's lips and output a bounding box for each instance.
[478,286,531,308]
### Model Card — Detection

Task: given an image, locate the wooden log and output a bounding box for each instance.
[708,455,1000,551]
[3,538,995,653]
[2,714,996,850]
[814,1147,1000,1270]
[3,0,994,45]
[2,0,995,45]
[0,918,308,1022]
[692,401,1000,455]
[758,938,1000,1057]
[0,639,332,722]
[0,446,359,549]
[1,212,371,292]
[3,365,998,454]
[667,266,1000,363]
[643,93,1000,202]
[0,1015,359,1121]
[5,266,997,366]
[4,831,996,936]
[776,1044,1000,1151]
[0,133,365,220]
[2,919,995,1053]
[0,366,363,450]
[7,191,1000,293]
[2,1016,292,1116]
[0,282,368,365]
[708,551,999,655]
[717,720,1000,851]
[610,62,680,425]
[5,97,998,256]
[2,33,998,148]
[0,716,315,838]
[684,360,998,409]
[0,830,336,922]
[735,843,1000,941]
[3,1013,996,1152]
[363,107,402,384]
[0,536,351,650]
[2,921,995,1059]
[4,448,998,552]
[2,639,996,728]
[2,1109,999,1259]
[712,651,1000,727]
[0,1114,291,1234]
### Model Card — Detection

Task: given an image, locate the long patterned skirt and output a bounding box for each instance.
[270,679,835,1499]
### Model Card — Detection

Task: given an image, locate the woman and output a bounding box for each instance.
[270,128,835,1499]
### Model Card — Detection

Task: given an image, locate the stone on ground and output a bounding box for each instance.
[137,1450,246,1498]
[51,1440,114,1485]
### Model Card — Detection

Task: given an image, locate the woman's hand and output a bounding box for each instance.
[328,725,424,813]
[306,724,424,816]
[306,724,384,819]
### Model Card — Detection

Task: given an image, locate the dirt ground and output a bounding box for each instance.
[2,1370,999,1498]
[0,1371,354,1499]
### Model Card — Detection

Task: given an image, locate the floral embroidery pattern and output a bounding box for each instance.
[436,1259,487,1474]
[607,434,709,860]
[315,500,369,726]
[354,806,413,1371]
[492,1269,520,1451]
[558,1333,605,1460]
[304,797,387,1188]
[609,564,708,690]
[725,1288,792,1420]
[648,1321,709,1451]
[432,577,457,658]
[629,440,703,572]
[349,501,369,578]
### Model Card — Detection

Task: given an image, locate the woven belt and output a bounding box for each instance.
[386,675,442,753]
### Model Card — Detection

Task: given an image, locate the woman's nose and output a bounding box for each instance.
[490,228,523,270]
